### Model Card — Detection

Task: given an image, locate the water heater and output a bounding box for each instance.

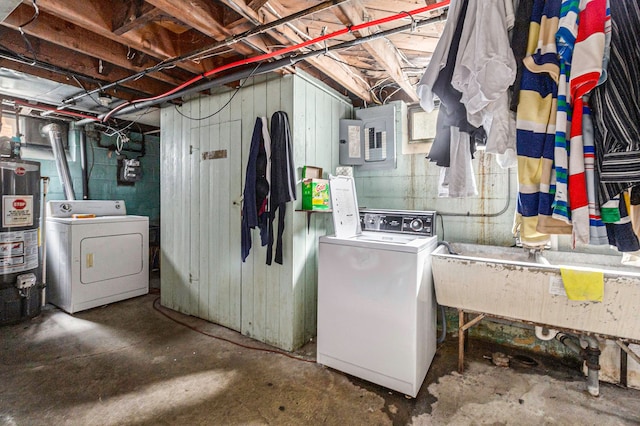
[0,159,42,325]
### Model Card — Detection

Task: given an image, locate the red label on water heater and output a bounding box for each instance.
[12,199,27,210]
[15,167,26,176]
[3,196,33,227]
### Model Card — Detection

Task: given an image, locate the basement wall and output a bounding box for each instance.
[22,125,160,222]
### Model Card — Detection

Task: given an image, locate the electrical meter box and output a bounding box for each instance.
[119,158,142,183]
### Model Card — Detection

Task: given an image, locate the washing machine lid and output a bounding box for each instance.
[320,232,437,253]
[328,175,362,239]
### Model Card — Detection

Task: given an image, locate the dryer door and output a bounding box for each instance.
[80,233,144,284]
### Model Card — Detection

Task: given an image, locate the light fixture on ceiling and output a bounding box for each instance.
[97,92,112,107]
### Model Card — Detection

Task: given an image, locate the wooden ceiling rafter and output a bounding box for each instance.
[219,0,373,102]
[1,4,189,87]
[337,0,419,103]
[31,0,216,75]
[0,0,450,119]
[145,0,268,57]
[0,27,173,101]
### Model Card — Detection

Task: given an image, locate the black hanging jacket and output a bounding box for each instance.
[266,111,296,265]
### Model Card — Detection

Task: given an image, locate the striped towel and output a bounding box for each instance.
[552,0,580,225]
[515,0,572,246]
[582,103,608,244]
[568,0,607,246]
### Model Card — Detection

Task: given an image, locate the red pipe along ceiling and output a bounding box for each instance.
[101,0,451,122]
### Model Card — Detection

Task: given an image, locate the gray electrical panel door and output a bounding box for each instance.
[355,104,396,171]
[339,119,365,165]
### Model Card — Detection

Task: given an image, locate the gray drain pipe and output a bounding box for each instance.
[556,332,600,397]
[42,123,75,201]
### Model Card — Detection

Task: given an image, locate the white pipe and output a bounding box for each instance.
[535,326,558,341]
[40,176,49,307]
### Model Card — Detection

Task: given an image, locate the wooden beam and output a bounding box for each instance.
[247,0,269,12]
[2,5,190,86]
[31,0,208,75]
[146,0,259,56]
[0,27,174,99]
[337,0,419,102]
[218,0,373,102]
[111,0,159,36]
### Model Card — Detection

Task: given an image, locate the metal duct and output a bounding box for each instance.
[79,128,89,199]
[42,123,75,200]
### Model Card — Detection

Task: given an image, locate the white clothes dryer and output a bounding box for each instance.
[45,200,149,314]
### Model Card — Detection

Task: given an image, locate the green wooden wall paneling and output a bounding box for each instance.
[160,72,352,351]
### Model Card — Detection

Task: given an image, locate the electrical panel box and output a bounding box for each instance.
[339,104,397,171]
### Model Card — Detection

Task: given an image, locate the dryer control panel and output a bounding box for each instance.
[359,209,436,237]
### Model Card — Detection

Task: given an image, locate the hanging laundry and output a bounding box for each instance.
[591,0,640,204]
[416,0,484,197]
[583,108,608,245]
[241,117,271,262]
[564,0,608,246]
[514,0,572,246]
[266,111,296,265]
[510,0,535,113]
[605,192,640,253]
[551,0,579,227]
[583,0,610,246]
[417,0,466,114]
[451,0,517,167]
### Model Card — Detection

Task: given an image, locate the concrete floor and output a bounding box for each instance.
[1,292,640,425]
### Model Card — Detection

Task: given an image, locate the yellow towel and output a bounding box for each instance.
[560,268,604,302]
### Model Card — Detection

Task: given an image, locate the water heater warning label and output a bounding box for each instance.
[2,195,34,227]
[0,229,38,273]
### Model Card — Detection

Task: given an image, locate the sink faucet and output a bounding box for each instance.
[527,247,541,260]
[526,247,550,264]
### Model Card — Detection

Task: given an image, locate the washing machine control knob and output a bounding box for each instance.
[410,218,423,232]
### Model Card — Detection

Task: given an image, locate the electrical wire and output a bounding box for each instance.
[173,63,261,121]
[152,297,316,364]
[100,0,451,123]
[17,0,39,65]
[323,55,386,73]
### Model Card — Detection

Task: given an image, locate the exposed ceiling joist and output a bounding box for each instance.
[220,0,373,102]
[0,27,173,100]
[32,0,214,75]
[0,0,449,124]
[337,0,419,102]
[1,4,187,86]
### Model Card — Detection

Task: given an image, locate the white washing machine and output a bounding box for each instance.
[45,200,149,314]
[317,176,438,398]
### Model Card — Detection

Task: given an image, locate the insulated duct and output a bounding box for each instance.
[42,123,75,200]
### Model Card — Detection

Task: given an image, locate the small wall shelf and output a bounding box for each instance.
[296,209,332,232]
